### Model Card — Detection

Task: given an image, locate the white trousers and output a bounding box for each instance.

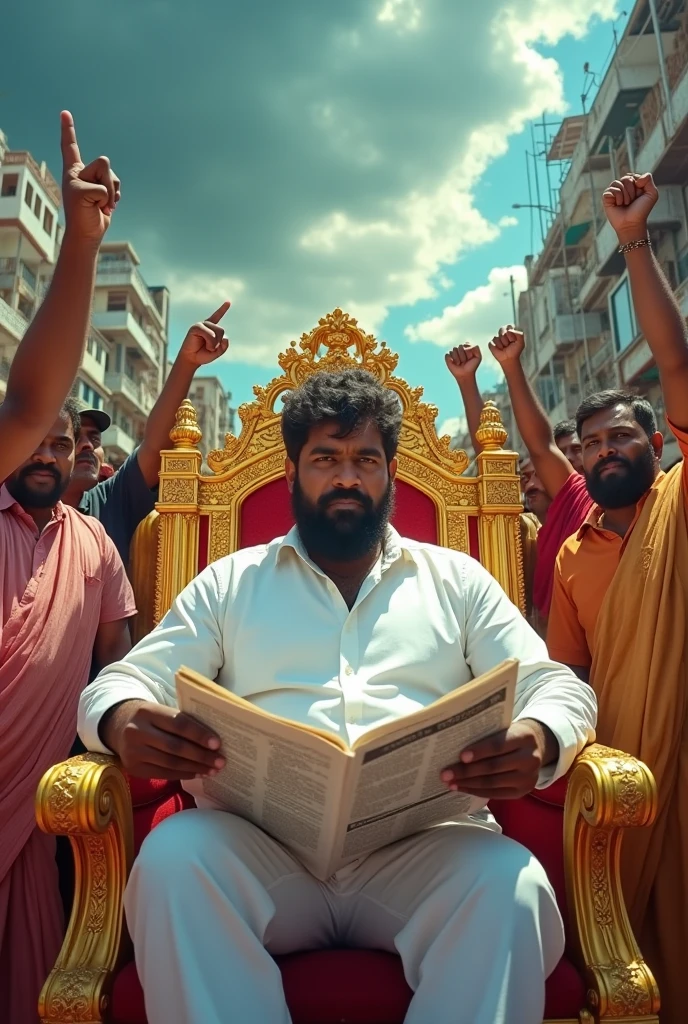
[125,810,564,1024]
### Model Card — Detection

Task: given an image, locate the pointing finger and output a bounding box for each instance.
[207,301,231,325]
[60,110,82,169]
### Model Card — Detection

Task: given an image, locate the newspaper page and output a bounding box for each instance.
[176,672,351,878]
[176,660,517,880]
[330,660,517,871]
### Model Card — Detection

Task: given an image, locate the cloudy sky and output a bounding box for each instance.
[2,0,624,438]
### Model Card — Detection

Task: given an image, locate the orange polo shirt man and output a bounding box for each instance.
[548,414,688,673]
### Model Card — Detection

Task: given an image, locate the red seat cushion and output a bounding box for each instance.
[110,948,585,1023]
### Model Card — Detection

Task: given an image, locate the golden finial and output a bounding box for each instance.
[169,399,202,449]
[475,401,508,451]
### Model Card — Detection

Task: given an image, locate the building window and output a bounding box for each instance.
[34,194,42,218]
[1,173,18,197]
[24,182,34,207]
[610,278,637,354]
[20,262,37,291]
[43,209,54,236]
[107,291,127,311]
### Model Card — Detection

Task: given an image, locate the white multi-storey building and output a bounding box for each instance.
[0,129,170,467]
[92,241,169,465]
[0,129,61,399]
[188,375,231,458]
[517,0,688,466]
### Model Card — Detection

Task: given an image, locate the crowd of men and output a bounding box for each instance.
[0,114,686,1024]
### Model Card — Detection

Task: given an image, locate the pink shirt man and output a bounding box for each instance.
[0,485,136,1022]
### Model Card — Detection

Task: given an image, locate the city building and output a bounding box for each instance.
[515,0,688,467]
[0,128,61,400]
[0,129,170,468]
[92,241,169,466]
[188,375,232,458]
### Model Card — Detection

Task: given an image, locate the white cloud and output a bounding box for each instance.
[438,415,467,440]
[498,215,519,228]
[164,274,246,308]
[31,0,618,371]
[377,0,422,32]
[405,265,528,355]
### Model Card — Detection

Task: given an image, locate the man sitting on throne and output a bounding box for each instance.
[79,368,597,1024]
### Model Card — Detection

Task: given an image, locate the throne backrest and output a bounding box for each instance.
[130,309,525,640]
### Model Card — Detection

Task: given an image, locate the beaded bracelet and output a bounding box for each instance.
[618,237,651,255]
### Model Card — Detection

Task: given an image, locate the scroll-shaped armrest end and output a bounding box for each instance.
[35,754,134,1023]
[564,743,660,1021]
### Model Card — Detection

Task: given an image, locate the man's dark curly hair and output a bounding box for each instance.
[576,389,656,441]
[281,368,402,464]
[61,396,82,440]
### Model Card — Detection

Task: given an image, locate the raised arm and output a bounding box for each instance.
[0,111,120,480]
[444,344,485,455]
[603,173,688,431]
[135,302,231,485]
[489,326,574,498]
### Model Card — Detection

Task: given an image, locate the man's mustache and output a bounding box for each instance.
[590,455,631,479]
[76,453,99,468]
[318,489,372,512]
[19,462,60,482]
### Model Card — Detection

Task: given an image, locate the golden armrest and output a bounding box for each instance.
[564,743,660,1022]
[35,754,133,1024]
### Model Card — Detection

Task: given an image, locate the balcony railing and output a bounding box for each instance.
[3,151,61,206]
[105,370,155,415]
[591,336,615,373]
[0,297,28,340]
[0,258,17,274]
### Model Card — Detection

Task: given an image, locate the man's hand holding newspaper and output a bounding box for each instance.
[441,719,559,800]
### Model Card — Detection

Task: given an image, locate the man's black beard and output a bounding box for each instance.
[7,463,67,509]
[292,477,394,561]
[584,444,657,509]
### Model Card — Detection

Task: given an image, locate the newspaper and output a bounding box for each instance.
[176,659,517,880]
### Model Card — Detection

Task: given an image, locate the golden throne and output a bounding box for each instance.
[37,310,659,1024]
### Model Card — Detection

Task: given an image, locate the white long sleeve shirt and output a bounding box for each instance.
[80,526,597,795]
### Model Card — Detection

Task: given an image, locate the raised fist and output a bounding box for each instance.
[488,325,525,365]
[60,110,121,244]
[445,344,482,382]
[602,173,658,243]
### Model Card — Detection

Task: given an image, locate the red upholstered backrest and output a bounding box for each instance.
[238,476,439,549]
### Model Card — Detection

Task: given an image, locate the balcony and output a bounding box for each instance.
[92,310,160,368]
[102,423,136,458]
[96,258,165,327]
[0,296,28,341]
[105,370,155,415]
[590,336,615,374]
[585,34,660,153]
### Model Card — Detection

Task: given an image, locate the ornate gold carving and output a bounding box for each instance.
[209,511,233,564]
[483,458,514,475]
[590,831,613,927]
[206,309,469,478]
[169,399,202,449]
[160,477,195,505]
[475,401,508,450]
[36,755,134,1024]
[485,479,521,506]
[446,514,469,554]
[589,959,656,1017]
[164,457,197,472]
[40,966,109,1022]
[564,744,660,1022]
[514,516,526,616]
